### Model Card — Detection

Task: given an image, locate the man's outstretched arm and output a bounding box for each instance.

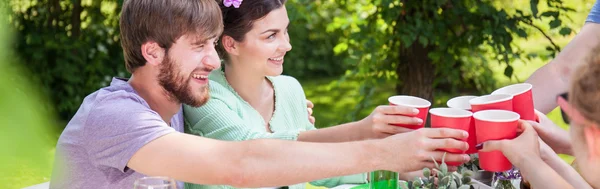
[128,128,470,188]
[528,21,600,113]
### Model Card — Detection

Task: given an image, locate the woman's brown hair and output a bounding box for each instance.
[215,0,287,59]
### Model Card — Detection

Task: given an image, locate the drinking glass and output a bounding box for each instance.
[134,176,177,189]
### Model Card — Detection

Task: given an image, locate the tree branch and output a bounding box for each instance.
[522,20,561,51]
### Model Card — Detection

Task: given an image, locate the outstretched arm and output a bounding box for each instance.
[528,23,600,113]
[128,128,470,188]
[480,121,574,189]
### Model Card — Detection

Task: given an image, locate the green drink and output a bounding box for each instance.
[369,170,398,189]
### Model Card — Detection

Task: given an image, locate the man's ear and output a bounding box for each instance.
[584,124,600,160]
[222,35,239,56]
[141,41,165,66]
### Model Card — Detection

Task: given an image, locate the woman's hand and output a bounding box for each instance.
[360,105,423,139]
[478,120,542,168]
[378,128,470,172]
[306,99,315,124]
[530,110,573,155]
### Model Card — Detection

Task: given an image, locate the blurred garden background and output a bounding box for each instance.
[0,0,595,188]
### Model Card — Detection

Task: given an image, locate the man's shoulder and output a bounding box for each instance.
[86,85,158,126]
[65,81,158,136]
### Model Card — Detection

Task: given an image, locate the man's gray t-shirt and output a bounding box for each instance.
[50,78,185,189]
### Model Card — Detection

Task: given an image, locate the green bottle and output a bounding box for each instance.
[369,170,398,189]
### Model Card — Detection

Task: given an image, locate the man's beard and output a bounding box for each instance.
[158,55,209,107]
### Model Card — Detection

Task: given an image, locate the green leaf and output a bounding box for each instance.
[504,66,514,77]
[549,19,562,29]
[333,42,349,54]
[515,10,524,16]
[461,170,473,178]
[432,156,440,168]
[515,29,527,38]
[450,181,458,189]
[455,176,462,186]
[559,27,572,36]
[458,185,471,189]
[423,167,431,177]
[441,162,448,174]
[461,176,472,184]
[401,35,414,47]
[527,53,538,59]
[530,0,539,17]
[442,152,447,165]
[419,36,429,46]
[435,169,444,177]
[540,11,559,18]
[440,176,450,187]
[413,180,422,188]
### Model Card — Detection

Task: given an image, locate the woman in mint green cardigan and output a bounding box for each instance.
[183,0,423,188]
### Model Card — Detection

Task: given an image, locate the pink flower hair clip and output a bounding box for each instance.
[224,0,243,8]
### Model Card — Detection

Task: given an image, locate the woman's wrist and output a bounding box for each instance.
[515,152,544,169]
[355,119,373,140]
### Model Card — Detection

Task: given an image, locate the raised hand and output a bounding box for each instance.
[530,110,573,155]
[360,105,423,139]
[306,99,315,124]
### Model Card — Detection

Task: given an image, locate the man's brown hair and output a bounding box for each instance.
[120,0,223,73]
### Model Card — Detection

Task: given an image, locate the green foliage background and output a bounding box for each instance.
[1,0,58,188]
[2,0,595,188]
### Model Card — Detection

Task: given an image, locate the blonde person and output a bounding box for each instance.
[526,0,600,159]
[478,45,600,189]
[181,0,462,189]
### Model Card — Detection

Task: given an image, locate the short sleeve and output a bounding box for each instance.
[277,76,316,131]
[84,92,175,172]
[587,0,600,23]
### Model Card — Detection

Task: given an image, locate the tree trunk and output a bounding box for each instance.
[396,43,435,103]
[71,0,82,38]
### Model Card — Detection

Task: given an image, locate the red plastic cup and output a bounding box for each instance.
[430,108,473,166]
[492,83,535,121]
[473,110,520,172]
[447,96,478,154]
[388,96,431,129]
[447,96,478,111]
[469,94,513,112]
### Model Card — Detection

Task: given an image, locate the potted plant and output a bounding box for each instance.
[458,154,522,189]
[399,154,492,189]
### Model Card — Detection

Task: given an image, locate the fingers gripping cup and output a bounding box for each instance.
[447,96,478,154]
[492,83,535,121]
[429,108,473,166]
[388,96,431,129]
[473,110,520,172]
